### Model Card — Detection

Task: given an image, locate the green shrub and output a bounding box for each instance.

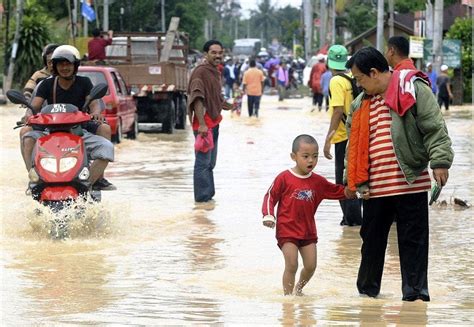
[445,17,472,103]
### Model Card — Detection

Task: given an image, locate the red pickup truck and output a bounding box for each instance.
[78,66,138,143]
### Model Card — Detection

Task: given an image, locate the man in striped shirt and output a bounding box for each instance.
[345,47,454,302]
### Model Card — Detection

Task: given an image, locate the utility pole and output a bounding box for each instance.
[5,0,23,91]
[376,0,384,52]
[433,0,444,74]
[331,0,336,44]
[161,0,165,32]
[234,17,238,40]
[320,0,326,49]
[103,0,109,31]
[204,19,210,40]
[303,0,313,61]
[388,0,394,37]
[425,1,434,39]
[3,0,11,78]
[83,15,88,37]
[120,6,124,31]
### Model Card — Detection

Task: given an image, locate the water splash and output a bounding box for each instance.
[25,197,123,240]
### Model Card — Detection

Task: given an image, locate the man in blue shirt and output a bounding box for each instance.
[425,62,438,94]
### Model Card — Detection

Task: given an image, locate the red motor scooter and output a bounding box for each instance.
[7,83,108,212]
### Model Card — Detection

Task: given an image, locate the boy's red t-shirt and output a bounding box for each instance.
[262,169,345,240]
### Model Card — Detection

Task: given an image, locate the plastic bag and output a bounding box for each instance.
[194,129,214,153]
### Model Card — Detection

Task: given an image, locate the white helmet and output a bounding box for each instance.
[51,45,81,75]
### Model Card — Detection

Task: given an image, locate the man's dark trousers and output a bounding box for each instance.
[193,125,219,202]
[357,192,430,301]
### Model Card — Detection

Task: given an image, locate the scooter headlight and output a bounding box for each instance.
[59,157,78,173]
[40,157,57,173]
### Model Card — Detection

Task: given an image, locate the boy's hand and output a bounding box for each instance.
[344,186,357,199]
[262,215,276,229]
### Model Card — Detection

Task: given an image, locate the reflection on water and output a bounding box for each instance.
[186,205,224,271]
[9,242,116,317]
[1,101,473,324]
[280,301,317,326]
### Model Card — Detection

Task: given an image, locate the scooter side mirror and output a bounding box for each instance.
[6,90,32,109]
[82,83,108,112]
[90,83,108,101]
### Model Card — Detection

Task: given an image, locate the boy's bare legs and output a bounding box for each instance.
[281,242,299,295]
[295,243,317,296]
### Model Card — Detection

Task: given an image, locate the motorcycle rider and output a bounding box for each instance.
[19,44,59,173]
[23,45,114,188]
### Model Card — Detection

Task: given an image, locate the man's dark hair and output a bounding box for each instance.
[346,47,390,76]
[92,28,101,37]
[203,40,223,53]
[387,36,409,57]
[292,134,318,153]
[249,59,256,67]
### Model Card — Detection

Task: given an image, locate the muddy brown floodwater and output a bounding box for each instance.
[1,96,472,325]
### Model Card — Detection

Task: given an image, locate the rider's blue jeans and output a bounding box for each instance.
[193,125,219,202]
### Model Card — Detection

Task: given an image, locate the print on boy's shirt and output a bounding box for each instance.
[291,189,314,202]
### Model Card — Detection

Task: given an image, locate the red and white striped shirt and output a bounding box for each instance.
[368,95,431,198]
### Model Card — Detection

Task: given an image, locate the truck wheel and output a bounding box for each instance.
[112,119,123,143]
[175,95,186,130]
[161,99,175,134]
[126,114,139,139]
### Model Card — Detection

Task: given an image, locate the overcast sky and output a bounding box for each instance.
[238,0,302,18]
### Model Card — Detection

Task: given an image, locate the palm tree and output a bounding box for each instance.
[250,0,277,46]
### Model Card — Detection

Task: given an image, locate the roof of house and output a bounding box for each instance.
[345,20,414,48]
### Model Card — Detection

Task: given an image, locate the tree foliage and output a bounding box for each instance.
[445,17,472,102]
[250,0,277,46]
[344,0,376,37]
[13,0,52,87]
[274,6,302,51]
[394,0,458,13]
[37,0,68,20]
[167,1,208,50]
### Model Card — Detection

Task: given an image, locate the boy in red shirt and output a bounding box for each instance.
[262,134,354,295]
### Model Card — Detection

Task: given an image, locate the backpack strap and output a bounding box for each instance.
[328,73,353,124]
[336,73,359,99]
[52,76,58,104]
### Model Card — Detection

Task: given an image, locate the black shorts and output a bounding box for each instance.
[82,120,102,134]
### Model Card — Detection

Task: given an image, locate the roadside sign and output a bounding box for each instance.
[409,36,424,58]
[424,39,462,68]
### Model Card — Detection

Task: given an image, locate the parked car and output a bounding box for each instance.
[78,66,138,143]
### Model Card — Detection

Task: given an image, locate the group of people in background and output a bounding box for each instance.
[207,52,306,118]
[426,62,454,111]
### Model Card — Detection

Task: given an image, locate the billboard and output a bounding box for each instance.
[423,39,462,68]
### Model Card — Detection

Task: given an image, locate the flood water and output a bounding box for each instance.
[1,96,472,325]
